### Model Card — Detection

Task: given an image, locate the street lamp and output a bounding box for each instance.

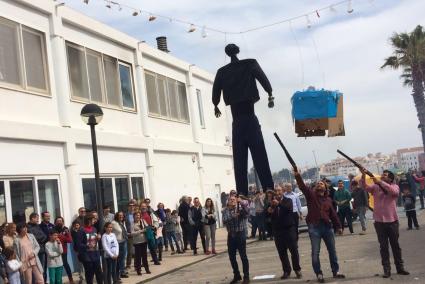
[81,104,104,218]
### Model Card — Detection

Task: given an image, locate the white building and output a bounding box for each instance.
[0,0,235,225]
[397,147,423,171]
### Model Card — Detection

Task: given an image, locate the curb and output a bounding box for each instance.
[137,238,258,283]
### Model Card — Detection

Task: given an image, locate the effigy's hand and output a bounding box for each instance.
[268,95,274,108]
[214,106,222,118]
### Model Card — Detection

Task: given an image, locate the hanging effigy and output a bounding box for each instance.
[291,86,345,137]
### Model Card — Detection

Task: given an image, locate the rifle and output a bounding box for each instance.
[337,150,387,195]
[273,133,297,172]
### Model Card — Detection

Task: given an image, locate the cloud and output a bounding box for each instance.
[67,0,425,172]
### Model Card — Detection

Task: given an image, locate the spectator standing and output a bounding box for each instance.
[412,171,425,209]
[253,191,266,241]
[45,230,64,284]
[3,223,17,249]
[70,220,85,283]
[178,196,191,251]
[3,247,21,284]
[248,198,257,239]
[351,180,368,235]
[27,213,48,282]
[131,212,150,275]
[140,203,160,265]
[283,184,303,240]
[359,169,410,278]
[164,209,182,254]
[264,190,274,240]
[334,180,354,234]
[155,203,168,252]
[294,170,345,283]
[269,192,302,279]
[202,198,217,255]
[101,222,119,284]
[103,206,115,224]
[125,201,137,269]
[188,197,206,255]
[111,212,128,279]
[74,207,87,227]
[75,214,103,284]
[173,211,184,252]
[402,188,420,230]
[155,218,164,261]
[14,223,44,284]
[222,195,250,284]
[54,217,74,283]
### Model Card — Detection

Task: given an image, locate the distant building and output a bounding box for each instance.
[396,147,424,171]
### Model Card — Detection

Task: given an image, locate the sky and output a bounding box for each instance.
[66,0,425,172]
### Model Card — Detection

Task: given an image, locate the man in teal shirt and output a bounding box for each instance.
[334,180,354,234]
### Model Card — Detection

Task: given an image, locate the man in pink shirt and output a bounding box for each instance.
[359,169,409,278]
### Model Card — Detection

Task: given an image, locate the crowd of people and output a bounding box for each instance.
[0,167,421,284]
[0,196,219,284]
[221,167,421,284]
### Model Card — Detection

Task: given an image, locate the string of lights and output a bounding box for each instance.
[76,0,372,36]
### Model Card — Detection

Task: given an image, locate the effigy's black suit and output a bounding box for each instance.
[212,59,274,196]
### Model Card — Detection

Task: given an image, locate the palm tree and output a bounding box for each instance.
[381,25,425,151]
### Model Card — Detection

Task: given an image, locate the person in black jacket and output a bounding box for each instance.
[212,43,274,197]
[188,198,206,255]
[27,212,48,282]
[269,192,302,279]
[178,196,191,252]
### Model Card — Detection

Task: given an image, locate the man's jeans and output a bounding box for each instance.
[227,232,249,278]
[357,206,367,231]
[308,222,339,275]
[418,190,425,209]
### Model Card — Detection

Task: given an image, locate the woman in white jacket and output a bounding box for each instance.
[101,222,119,284]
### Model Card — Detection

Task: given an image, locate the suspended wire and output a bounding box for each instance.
[78,0,360,35]
[310,34,326,88]
[289,21,305,89]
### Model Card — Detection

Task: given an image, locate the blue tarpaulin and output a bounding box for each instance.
[291,88,342,120]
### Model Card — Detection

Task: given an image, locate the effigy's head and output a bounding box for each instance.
[225,44,240,57]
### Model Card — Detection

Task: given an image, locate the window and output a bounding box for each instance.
[37,179,61,220]
[82,176,144,213]
[66,41,136,111]
[145,71,190,123]
[131,177,145,201]
[115,178,129,212]
[0,17,49,94]
[196,89,205,128]
[0,182,6,224]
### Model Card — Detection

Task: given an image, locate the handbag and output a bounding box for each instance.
[145,225,156,249]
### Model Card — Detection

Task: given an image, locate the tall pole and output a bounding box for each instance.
[89,117,103,219]
[313,150,320,181]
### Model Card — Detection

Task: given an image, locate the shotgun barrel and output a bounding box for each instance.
[273,133,298,172]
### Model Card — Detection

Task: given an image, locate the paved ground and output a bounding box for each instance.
[142,210,425,284]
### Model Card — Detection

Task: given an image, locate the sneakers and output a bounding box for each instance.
[295,270,302,279]
[333,272,345,279]
[397,270,410,275]
[229,274,242,284]
[205,250,211,255]
[242,277,250,284]
[212,249,217,254]
[316,273,325,283]
[382,270,391,278]
[280,272,290,279]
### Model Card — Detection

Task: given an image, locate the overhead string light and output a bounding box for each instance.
[79,0,363,35]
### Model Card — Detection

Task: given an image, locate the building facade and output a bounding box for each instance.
[396,147,423,171]
[0,0,235,225]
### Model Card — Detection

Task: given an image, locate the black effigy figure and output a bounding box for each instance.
[212,43,274,196]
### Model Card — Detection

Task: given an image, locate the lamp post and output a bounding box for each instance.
[81,104,104,218]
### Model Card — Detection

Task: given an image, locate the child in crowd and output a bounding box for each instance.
[3,247,21,284]
[402,188,420,230]
[156,219,164,261]
[71,220,85,283]
[101,222,119,284]
[172,210,184,252]
[45,230,64,284]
